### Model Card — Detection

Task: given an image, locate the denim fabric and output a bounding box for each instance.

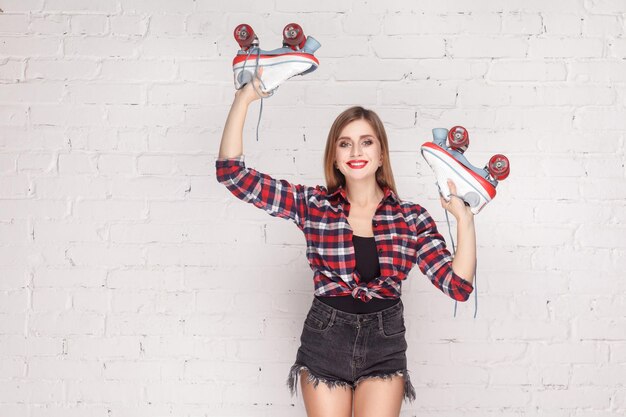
[286,297,416,403]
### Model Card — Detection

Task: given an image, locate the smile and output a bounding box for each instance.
[347,161,368,169]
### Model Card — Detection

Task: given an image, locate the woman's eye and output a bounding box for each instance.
[339,139,372,147]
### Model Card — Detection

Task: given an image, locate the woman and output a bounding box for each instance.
[216,71,476,416]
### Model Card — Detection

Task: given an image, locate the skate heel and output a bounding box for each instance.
[237,70,254,86]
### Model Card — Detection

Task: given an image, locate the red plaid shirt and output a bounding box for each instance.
[216,155,473,302]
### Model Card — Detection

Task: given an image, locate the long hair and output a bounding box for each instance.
[323,106,400,199]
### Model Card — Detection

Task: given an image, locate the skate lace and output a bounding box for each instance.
[236,48,276,142]
[444,208,478,319]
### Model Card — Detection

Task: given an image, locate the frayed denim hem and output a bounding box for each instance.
[354,369,417,403]
[286,363,354,397]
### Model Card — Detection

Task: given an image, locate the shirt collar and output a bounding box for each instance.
[327,184,398,204]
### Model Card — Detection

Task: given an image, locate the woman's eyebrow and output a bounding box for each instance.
[337,135,375,141]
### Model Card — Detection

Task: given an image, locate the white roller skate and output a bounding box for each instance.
[420,126,510,215]
[232,23,321,95]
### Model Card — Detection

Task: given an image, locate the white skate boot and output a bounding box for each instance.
[420,126,510,215]
[232,23,321,95]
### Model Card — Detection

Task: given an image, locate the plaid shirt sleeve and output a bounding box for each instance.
[215,154,314,229]
[413,205,474,301]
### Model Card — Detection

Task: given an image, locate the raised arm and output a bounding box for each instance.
[216,68,317,229]
[413,205,474,302]
[440,179,476,284]
[218,68,269,159]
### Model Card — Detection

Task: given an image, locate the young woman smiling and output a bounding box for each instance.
[217,70,476,417]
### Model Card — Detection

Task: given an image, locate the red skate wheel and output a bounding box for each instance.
[488,154,510,181]
[448,125,469,150]
[234,24,255,49]
[283,23,306,50]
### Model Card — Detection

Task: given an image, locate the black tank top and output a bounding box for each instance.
[315,235,401,313]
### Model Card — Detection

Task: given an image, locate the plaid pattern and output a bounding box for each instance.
[216,155,474,302]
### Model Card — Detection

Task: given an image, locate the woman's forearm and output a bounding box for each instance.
[451,216,476,285]
[218,97,250,159]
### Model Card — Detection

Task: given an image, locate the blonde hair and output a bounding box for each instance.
[323,106,399,198]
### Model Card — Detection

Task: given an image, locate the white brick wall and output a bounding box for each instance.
[0,0,624,416]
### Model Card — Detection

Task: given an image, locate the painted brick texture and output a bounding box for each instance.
[0,1,624,416]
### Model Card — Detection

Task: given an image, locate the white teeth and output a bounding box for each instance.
[348,162,366,167]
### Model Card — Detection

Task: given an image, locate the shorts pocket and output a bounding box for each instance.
[303,307,334,333]
[380,312,406,338]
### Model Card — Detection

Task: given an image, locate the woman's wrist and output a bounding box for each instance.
[233,91,253,108]
[456,212,475,226]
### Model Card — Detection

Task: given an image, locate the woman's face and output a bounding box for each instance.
[334,119,383,181]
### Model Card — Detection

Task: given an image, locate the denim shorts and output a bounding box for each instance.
[286,296,416,403]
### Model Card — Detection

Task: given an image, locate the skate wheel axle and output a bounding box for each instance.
[234,24,256,50]
[488,154,510,181]
[283,23,306,50]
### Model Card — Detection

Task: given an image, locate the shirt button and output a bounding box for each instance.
[373,222,378,227]
[378,248,382,253]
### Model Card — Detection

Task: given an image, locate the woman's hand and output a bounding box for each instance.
[440,179,474,222]
[234,66,271,105]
